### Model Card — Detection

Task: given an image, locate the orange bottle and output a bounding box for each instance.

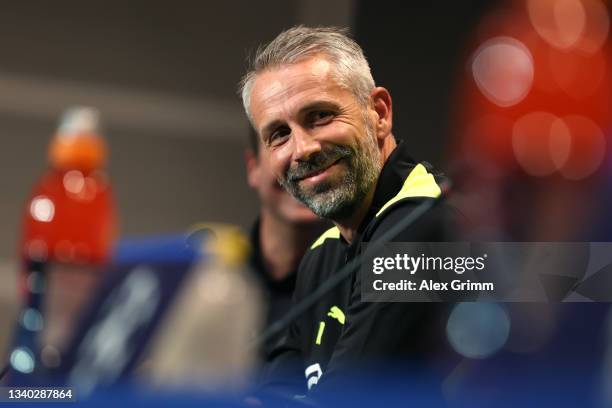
[21,107,116,263]
[20,106,118,286]
[10,107,117,375]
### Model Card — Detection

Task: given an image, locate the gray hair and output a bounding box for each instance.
[239,26,376,124]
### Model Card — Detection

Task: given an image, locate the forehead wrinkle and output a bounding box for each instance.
[255,74,335,131]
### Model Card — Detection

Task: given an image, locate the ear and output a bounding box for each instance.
[245,149,260,189]
[369,87,393,141]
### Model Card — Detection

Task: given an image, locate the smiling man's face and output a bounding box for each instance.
[249,55,382,221]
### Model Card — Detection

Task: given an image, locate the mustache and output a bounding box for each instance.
[286,146,353,182]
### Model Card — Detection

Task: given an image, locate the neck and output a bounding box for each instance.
[259,210,324,281]
[335,135,397,244]
[335,188,375,243]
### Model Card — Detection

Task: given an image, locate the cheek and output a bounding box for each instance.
[268,143,294,177]
[319,121,361,146]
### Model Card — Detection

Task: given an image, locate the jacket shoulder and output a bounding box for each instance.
[294,226,345,295]
[309,226,341,250]
[368,163,456,242]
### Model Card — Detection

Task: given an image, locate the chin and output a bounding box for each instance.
[281,204,322,224]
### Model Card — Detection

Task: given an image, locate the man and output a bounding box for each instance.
[240,26,454,396]
[245,127,328,359]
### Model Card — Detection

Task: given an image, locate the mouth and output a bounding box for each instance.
[294,158,343,185]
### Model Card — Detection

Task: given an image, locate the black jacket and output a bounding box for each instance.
[259,141,456,396]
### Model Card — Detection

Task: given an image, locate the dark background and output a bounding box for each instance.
[356,1,494,165]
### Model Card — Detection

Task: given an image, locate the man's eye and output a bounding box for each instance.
[311,111,334,126]
[268,127,291,146]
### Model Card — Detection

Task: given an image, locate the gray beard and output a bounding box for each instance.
[279,128,382,222]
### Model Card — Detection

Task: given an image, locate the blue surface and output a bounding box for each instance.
[112,233,203,265]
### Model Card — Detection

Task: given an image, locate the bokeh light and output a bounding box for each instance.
[512,111,571,176]
[26,240,48,262]
[41,345,62,368]
[10,346,35,374]
[26,271,45,294]
[446,303,511,359]
[63,170,86,195]
[22,307,44,332]
[55,240,76,263]
[557,115,606,180]
[30,196,55,223]
[471,36,534,107]
[575,0,610,53]
[527,0,587,50]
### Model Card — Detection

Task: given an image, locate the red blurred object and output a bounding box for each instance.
[450,0,611,168]
[19,107,118,298]
[447,0,611,241]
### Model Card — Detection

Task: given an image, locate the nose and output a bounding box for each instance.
[293,126,321,162]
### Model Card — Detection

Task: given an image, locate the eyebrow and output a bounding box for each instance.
[259,100,340,136]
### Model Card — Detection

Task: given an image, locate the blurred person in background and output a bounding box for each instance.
[240,26,456,398]
[244,127,328,359]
